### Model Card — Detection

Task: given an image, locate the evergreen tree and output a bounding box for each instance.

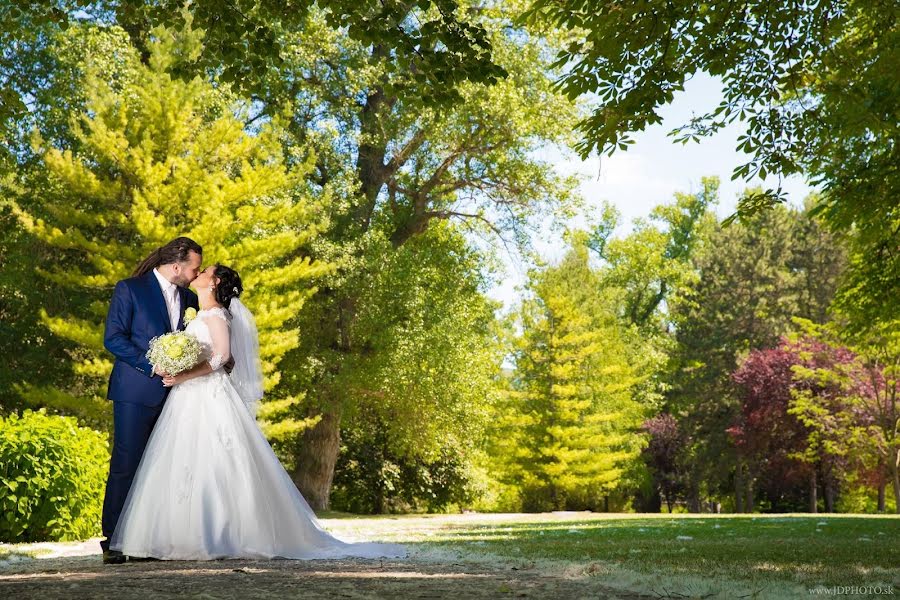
[790,196,848,324]
[496,238,645,511]
[0,25,140,412]
[11,20,331,434]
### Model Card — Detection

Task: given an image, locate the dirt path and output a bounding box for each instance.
[0,553,654,599]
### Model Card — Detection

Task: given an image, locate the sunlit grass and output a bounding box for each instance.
[321,512,900,597]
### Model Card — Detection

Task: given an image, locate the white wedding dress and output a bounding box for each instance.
[110,305,406,560]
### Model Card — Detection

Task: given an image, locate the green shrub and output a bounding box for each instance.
[0,409,109,541]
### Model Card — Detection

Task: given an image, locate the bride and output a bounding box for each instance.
[110,264,406,560]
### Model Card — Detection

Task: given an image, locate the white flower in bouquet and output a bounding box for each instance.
[147,331,202,375]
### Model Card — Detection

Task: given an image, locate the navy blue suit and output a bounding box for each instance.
[100,271,198,550]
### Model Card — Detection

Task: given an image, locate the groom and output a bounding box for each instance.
[99,237,202,564]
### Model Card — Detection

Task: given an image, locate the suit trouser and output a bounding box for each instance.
[100,400,163,550]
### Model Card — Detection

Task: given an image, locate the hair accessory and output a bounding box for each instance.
[233,286,239,294]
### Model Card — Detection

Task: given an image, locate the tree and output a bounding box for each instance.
[0,0,506,134]
[730,345,818,512]
[10,20,330,434]
[730,327,897,514]
[1,25,160,412]
[668,203,800,512]
[523,0,899,331]
[583,181,719,512]
[787,331,875,513]
[851,323,900,513]
[666,199,846,511]
[0,180,75,412]
[790,196,849,324]
[0,2,579,510]
[253,1,581,509]
[593,177,718,332]
[642,413,688,513]
[323,222,505,514]
[789,321,900,513]
[494,238,645,511]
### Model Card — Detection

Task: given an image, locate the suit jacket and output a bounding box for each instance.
[104,270,199,406]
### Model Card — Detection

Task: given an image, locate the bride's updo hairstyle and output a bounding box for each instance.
[213,265,243,310]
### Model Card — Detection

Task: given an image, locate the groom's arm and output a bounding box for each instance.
[104,281,155,377]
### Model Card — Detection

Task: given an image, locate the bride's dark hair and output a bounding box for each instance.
[213,264,243,309]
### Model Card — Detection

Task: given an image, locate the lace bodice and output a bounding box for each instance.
[185,307,231,371]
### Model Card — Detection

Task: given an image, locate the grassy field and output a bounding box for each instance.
[2,512,898,599]
[324,511,900,599]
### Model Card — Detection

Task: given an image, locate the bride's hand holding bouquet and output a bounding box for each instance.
[147,331,202,380]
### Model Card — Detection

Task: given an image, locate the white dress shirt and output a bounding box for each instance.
[153,268,181,331]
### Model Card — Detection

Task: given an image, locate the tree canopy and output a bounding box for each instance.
[523,0,898,330]
[1,0,507,137]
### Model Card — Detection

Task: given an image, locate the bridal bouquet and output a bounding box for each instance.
[147,331,202,375]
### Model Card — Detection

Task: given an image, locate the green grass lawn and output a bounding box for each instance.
[3,512,897,599]
[326,512,900,598]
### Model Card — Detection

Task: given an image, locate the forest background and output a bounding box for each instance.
[0,0,897,542]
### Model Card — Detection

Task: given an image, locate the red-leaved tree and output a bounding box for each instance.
[731,326,896,513]
[642,414,688,513]
[730,346,814,512]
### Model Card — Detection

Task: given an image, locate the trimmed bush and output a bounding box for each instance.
[0,409,109,541]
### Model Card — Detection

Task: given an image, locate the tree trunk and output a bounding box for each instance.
[292,410,342,511]
[809,469,818,513]
[824,477,836,513]
[891,455,900,515]
[687,480,701,513]
[735,461,744,513]
[373,483,384,515]
[877,481,886,513]
[744,475,754,513]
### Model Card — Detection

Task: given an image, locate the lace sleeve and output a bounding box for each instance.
[203,311,231,371]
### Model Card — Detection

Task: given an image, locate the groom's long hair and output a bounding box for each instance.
[132,237,203,278]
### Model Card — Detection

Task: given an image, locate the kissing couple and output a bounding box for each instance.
[99,237,405,563]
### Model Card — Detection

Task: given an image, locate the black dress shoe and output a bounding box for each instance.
[128,556,160,562]
[103,550,127,565]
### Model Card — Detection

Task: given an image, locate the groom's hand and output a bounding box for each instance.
[223,356,235,375]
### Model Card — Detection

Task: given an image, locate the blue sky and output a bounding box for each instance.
[486,73,814,312]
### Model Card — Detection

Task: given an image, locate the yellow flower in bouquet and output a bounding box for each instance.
[147,331,202,376]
